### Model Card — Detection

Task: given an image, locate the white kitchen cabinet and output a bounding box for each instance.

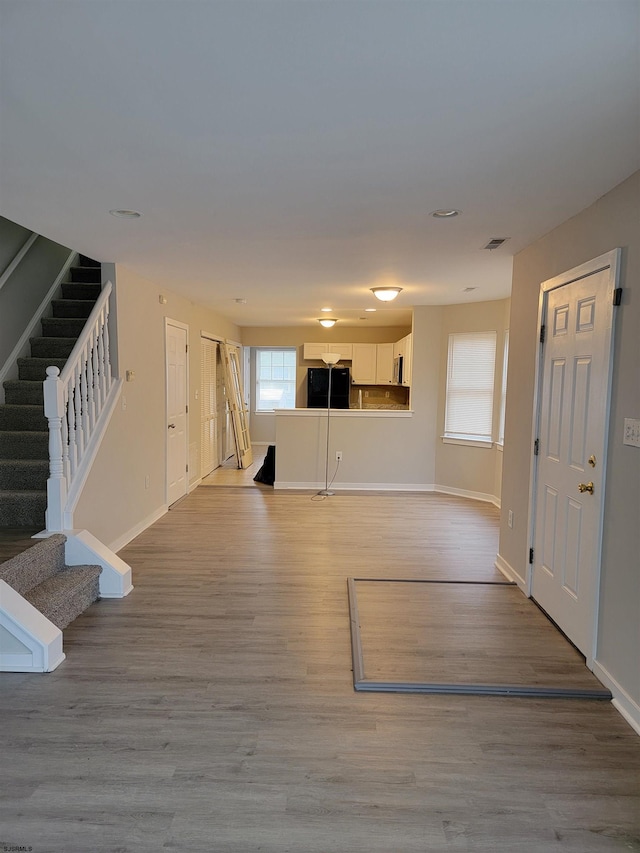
[402,333,412,386]
[375,342,394,384]
[303,343,353,361]
[351,343,377,384]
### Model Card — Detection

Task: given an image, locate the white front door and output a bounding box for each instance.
[166,320,188,506]
[532,251,619,660]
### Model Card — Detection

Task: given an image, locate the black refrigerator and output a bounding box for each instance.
[307,367,350,409]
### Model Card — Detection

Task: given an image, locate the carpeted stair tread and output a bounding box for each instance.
[0,405,48,431]
[41,317,86,337]
[17,357,68,381]
[0,491,46,527]
[0,431,48,459]
[29,337,77,358]
[61,282,101,301]
[3,380,44,406]
[69,266,101,284]
[78,255,101,268]
[51,298,97,319]
[23,564,101,629]
[0,533,66,594]
[0,459,49,490]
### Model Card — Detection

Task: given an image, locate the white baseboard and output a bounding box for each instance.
[107,505,167,554]
[188,477,202,493]
[591,660,640,736]
[274,482,436,492]
[495,552,527,591]
[435,484,500,508]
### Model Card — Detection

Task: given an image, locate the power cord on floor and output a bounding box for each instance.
[311,457,342,501]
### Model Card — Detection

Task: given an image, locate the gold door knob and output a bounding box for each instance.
[578,481,594,495]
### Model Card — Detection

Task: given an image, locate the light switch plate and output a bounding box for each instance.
[623,418,640,447]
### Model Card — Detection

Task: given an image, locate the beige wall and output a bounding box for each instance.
[435,299,510,504]
[242,325,411,443]
[499,171,640,708]
[74,265,241,548]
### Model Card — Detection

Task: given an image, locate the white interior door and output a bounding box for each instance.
[216,345,233,462]
[166,320,188,506]
[532,251,619,659]
[200,337,218,477]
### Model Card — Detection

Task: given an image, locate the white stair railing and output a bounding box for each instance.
[43,280,115,532]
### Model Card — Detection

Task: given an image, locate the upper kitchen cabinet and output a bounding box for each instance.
[303,343,353,361]
[352,343,395,385]
[393,334,413,386]
[351,343,377,384]
[375,342,394,384]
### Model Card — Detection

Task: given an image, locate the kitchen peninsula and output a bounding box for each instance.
[274,407,418,490]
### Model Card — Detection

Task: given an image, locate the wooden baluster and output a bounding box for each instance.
[80,346,91,441]
[67,376,78,477]
[103,306,112,392]
[74,366,84,461]
[92,325,102,413]
[43,366,67,533]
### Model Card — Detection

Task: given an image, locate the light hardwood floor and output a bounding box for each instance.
[1,485,639,852]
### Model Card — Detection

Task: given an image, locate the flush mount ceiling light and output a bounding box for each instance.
[370,286,403,302]
[109,209,141,218]
[365,308,377,312]
[318,318,338,328]
[431,209,460,218]
[321,307,333,312]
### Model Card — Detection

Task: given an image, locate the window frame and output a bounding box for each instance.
[443,330,498,446]
[254,347,297,413]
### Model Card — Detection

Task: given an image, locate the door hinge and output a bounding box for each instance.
[613,288,622,306]
[186,463,189,473]
[529,547,534,564]
[186,344,189,353]
[539,325,546,343]
[534,438,539,456]
[185,405,188,414]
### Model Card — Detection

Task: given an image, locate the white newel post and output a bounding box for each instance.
[44,366,67,532]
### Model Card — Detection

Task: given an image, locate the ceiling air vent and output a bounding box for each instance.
[483,237,509,251]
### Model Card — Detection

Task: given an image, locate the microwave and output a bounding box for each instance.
[393,354,403,385]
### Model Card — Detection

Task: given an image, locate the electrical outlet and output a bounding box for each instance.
[336,451,343,461]
[364,391,369,398]
[508,510,513,528]
[385,391,390,397]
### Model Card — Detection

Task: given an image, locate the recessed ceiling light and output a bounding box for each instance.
[463,287,477,292]
[431,209,460,218]
[109,209,141,218]
[321,307,333,312]
[365,308,377,312]
[318,318,338,328]
[234,298,247,304]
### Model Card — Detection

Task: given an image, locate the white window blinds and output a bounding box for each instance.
[255,348,297,411]
[445,331,497,442]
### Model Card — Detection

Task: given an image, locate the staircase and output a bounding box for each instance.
[0,533,101,629]
[0,256,102,528]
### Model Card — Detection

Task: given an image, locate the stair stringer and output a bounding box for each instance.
[64,529,133,599]
[0,579,65,672]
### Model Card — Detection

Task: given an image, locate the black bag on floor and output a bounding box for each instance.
[253,445,275,486]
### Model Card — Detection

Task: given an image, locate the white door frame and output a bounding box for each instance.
[165,318,190,506]
[526,248,621,663]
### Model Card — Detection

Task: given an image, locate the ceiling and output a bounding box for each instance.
[0,1,638,328]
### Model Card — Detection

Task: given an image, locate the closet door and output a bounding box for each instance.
[200,337,219,477]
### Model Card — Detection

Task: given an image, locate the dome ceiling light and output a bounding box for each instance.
[370,286,403,302]
[318,318,338,328]
[431,208,460,218]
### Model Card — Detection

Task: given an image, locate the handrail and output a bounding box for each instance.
[44,280,115,532]
[0,232,38,296]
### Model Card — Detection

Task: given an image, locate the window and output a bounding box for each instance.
[498,330,509,445]
[444,331,497,443]
[255,348,297,411]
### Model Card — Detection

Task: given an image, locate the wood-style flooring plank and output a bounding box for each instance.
[0,487,638,853]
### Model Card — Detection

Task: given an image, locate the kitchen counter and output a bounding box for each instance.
[275,407,412,418]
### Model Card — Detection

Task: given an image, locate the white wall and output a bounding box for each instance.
[73,265,241,549]
[499,171,640,713]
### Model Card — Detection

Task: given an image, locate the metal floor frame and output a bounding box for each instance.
[347,578,612,699]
